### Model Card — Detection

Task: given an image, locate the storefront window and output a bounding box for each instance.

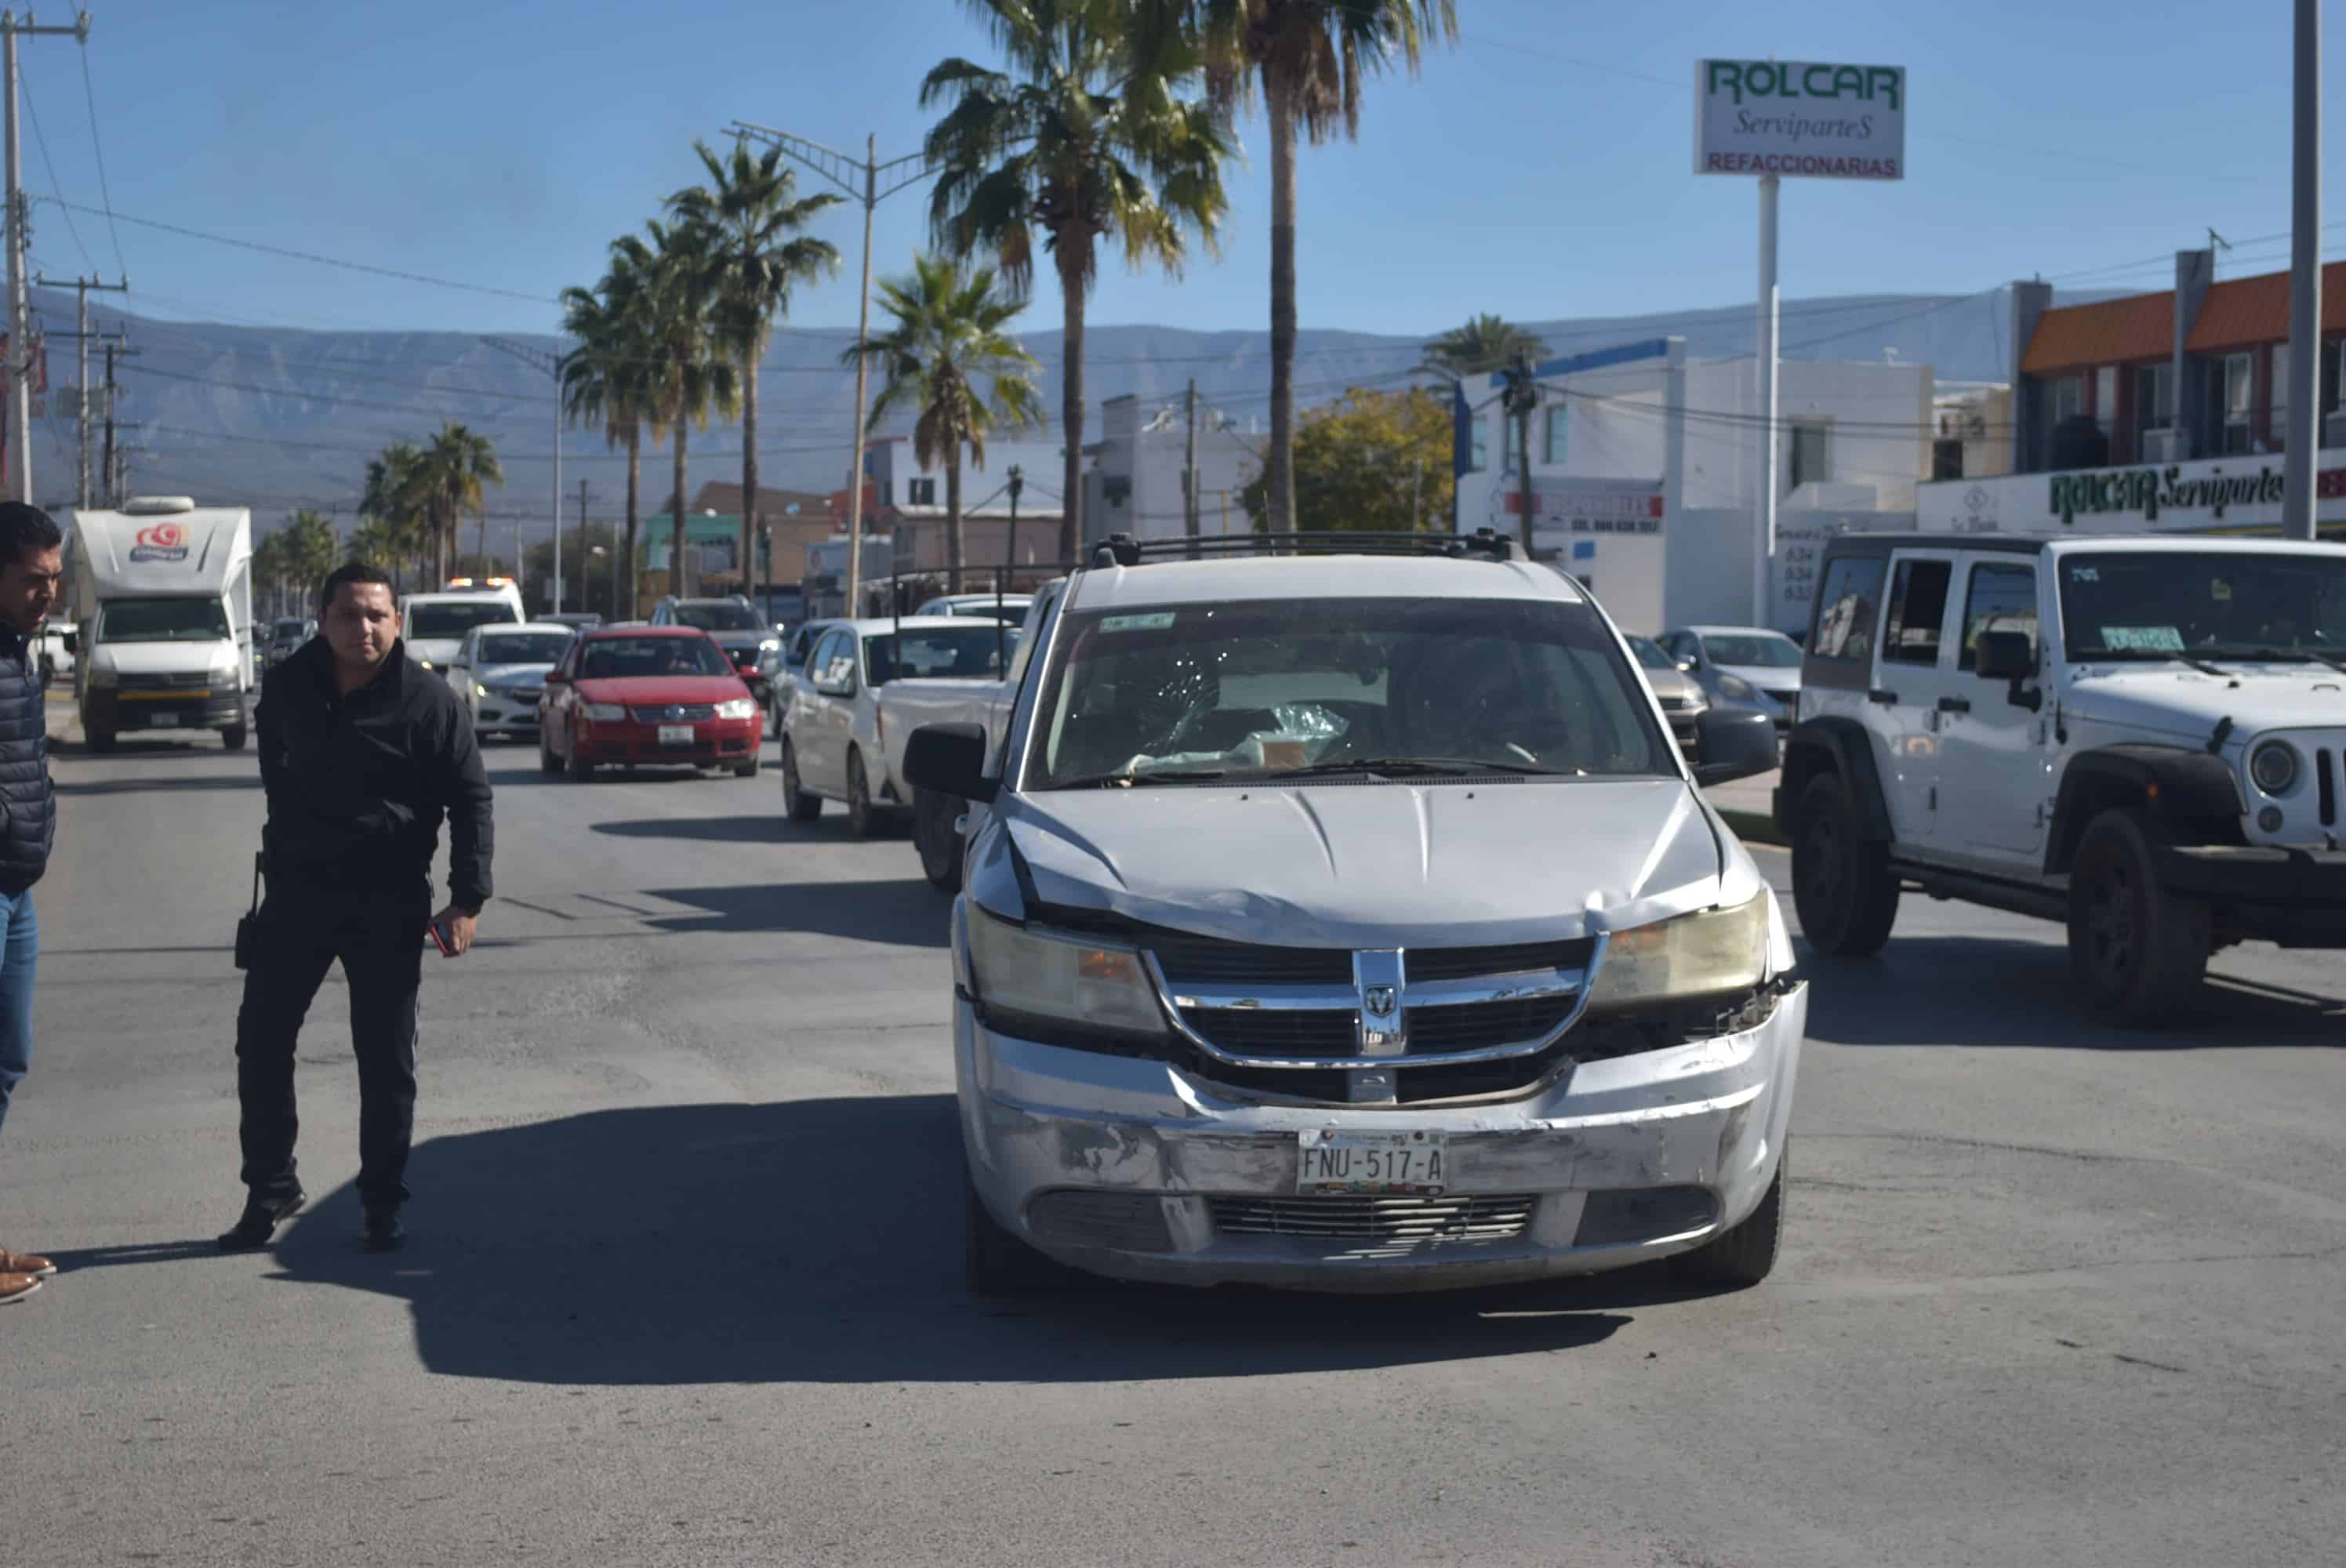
[1542,406,1567,465]
[2051,376,2084,426]
[1787,420,1829,492]
[2094,367,2117,439]
[2134,362,2174,448]
[2215,353,2253,455]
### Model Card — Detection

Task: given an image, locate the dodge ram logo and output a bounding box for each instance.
[1363,985,1396,1018]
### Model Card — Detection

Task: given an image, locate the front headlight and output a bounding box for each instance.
[2250,739,2301,796]
[583,702,628,721]
[88,664,118,688]
[1716,673,1759,701]
[210,656,242,683]
[966,908,1169,1039]
[757,637,780,653]
[1586,892,1770,1010]
[474,682,493,699]
[715,698,757,720]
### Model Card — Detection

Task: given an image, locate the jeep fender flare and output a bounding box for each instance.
[1775,717,1893,844]
[2043,744,2246,875]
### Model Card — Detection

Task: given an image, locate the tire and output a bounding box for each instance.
[734,753,761,780]
[539,731,562,776]
[781,739,821,822]
[221,722,249,753]
[914,787,964,893]
[846,750,878,839]
[565,728,596,783]
[1790,772,1901,957]
[1670,1145,1785,1291]
[2068,808,2210,1025]
[964,1162,1052,1296]
[85,725,115,754]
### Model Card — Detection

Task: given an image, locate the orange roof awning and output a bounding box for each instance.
[2021,292,2175,375]
[2186,261,2346,350]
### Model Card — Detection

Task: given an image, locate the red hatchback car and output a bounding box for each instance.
[538,626,763,780]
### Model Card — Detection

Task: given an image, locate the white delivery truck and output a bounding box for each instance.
[66,497,255,753]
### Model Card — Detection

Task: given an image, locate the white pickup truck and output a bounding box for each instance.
[875,590,1054,887]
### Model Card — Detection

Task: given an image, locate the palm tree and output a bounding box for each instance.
[843,253,1043,586]
[1418,314,1548,381]
[923,0,1232,562]
[347,519,402,579]
[1179,0,1458,533]
[667,138,843,586]
[361,441,429,592]
[415,423,504,583]
[616,220,739,599]
[561,270,652,617]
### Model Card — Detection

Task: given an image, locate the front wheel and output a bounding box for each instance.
[964,1163,1054,1296]
[846,751,879,840]
[914,788,964,893]
[1670,1145,1785,1291]
[1791,772,1900,956]
[733,752,761,780]
[781,739,821,822]
[565,728,595,783]
[539,731,562,776]
[221,721,249,753]
[2068,809,2210,1025]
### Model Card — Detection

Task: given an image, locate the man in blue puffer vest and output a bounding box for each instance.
[0,502,62,1305]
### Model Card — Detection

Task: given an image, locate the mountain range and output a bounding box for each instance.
[30,282,2067,543]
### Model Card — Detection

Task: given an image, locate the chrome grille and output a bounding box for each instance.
[121,670,215,691]
[1209,1193,1535,1244]
[1404,997,1574,1051]
[628,702,717,723]
[1180,1007,1355,1056]
[1026,1189,1174,1253]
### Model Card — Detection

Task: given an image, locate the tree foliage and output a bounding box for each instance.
[1238,386,1453,534]
[1418,314,1549,380]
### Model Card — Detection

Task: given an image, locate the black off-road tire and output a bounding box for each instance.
[1791,772,1901,957]
[964,1163,1053,1296]
[1670,1145,1785,1291]
[781,739,821,822]
[2068,808,2210,1025]
[914,788,964,893]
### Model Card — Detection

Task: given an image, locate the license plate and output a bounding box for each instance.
[658,724,695,746]
[1296,1130,1448,1194]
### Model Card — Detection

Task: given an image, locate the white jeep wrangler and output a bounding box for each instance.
[1781,533,2346,1023]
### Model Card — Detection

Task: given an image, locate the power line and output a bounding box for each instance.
[77,39,125,275]
[19,80,91,274]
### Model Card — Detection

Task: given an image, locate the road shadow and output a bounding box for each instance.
[55,773,262,797]
[591,815,783,844]
[637,880,950,946]
[267,1097,1630,1386]
[1799,935,2346,1048]
[53,738,241,760]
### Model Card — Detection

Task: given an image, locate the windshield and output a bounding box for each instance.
[863,625,1019,684]
[2059,551,2346,662]
[578,636,732,680]
[408,601,518,639]
[1626,635,1676,671]
[100,597,231,644]
[1026,597,1669,789]
[475,631,574,665]
[271,619,307,639]
[674,603,765,632]
[1701,633,1803,668]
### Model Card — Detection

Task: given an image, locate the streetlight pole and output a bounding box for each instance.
[2,10,90,503]
[726,122,934,617]
[2286,0,2322,540]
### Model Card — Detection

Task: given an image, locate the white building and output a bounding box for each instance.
[1082,393,1263,546]
[1451,339,1936,634]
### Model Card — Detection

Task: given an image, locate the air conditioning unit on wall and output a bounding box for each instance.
[2141,427,2188,463]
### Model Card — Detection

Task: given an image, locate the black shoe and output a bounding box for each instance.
[361,1210,405,1254]
[217,1189,305,1252]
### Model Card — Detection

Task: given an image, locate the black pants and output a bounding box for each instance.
[234,885,427,1212]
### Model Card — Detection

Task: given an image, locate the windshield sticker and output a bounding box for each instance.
[1101,612,1176,633]
[2101,625,2185,652]
[2068,565,2099,583]
[2210,579,2233,601]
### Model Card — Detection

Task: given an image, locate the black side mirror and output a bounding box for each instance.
[904,721,998,804]
[60,630,78,654]
[1974,630,2034,681]
[1691,705,1779,787]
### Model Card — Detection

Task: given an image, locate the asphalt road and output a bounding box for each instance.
[5,706,2343,1567]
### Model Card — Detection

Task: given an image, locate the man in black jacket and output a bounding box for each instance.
[220,562,493,1254]
[0,503,60,1304]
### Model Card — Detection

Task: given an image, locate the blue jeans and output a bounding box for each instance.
[0,888,36,1138]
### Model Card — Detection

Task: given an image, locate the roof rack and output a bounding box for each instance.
[1085,529,1516,568]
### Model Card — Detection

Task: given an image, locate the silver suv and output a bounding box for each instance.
[904,531,1802,1296]
[1781,533,2346,1023]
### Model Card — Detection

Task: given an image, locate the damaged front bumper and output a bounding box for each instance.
[956,982,1807,1293]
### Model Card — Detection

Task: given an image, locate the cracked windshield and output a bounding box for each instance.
[9,5,2344,1567]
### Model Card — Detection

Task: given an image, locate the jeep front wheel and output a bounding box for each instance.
[1791,772,1900,956]
[2068,809,2210,1025]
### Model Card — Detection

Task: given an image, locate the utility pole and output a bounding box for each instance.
[726,122,934,617]
[1183,379,1200,552]
[34,272,124,507]
[1004,464,1022,587]
[576,477,590,615]
[480,335,565,612]
[2286,0,2322,539]
[2,11,88,503]
[1501,351,1540,558]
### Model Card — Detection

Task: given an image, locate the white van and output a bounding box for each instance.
[66,498,254,753]
[401,583,524,674]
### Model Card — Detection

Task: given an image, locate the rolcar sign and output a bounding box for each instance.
[1695,60,1907,180]
[2050,464,2289,524]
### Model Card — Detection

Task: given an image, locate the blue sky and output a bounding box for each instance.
[27,0,2346,342]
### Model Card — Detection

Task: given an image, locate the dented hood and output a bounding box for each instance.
[999,778,1727,949]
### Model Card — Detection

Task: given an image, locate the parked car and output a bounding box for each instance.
[779,615,1019,836]
[543,612,604,633]
[1658,625,1805,728]
[537,626,762,780]
[263,616,315,670]
[768,617,845,738]
[35,619,76,686]
[1624,634,1710,760]
[901,529,1793,1295]
[650,595,783,710]
[445,622,577,742]
[913,592,1034,625]
[1781,532,2346,1023]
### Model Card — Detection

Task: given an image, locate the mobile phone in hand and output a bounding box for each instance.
[427,917,456,958]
